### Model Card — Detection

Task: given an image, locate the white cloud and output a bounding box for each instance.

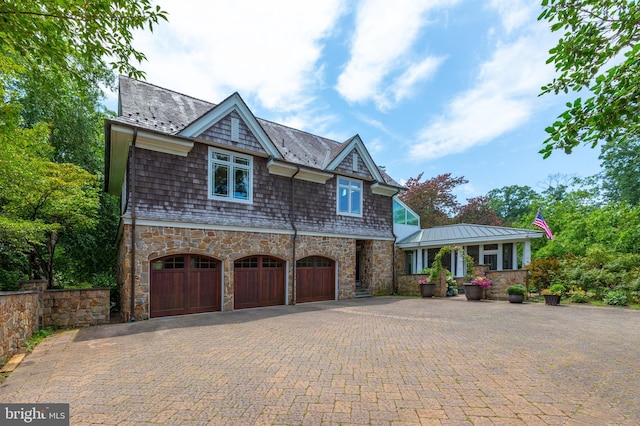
[336,0,456,109]
[133,0,345,112]
[410,11,557,160]
[488,0,538,34]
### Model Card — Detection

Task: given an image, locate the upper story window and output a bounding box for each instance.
[393,198,419,225]
[337,177,362,217]
[208,147,252,203]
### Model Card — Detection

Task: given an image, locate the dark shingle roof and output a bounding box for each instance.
[114,76,401,187]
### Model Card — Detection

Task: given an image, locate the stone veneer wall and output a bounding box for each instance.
[484,269,528,300]
[42,289,110,327]
[118,224,395,320]
[0,291,40,363]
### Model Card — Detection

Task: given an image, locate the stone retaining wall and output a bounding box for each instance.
[0,285,110,363]
[0,291,40,363]
[43,289,110,328]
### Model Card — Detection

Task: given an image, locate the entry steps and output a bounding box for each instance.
[354,288,372,298]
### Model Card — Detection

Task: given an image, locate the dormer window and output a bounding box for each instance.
[208,147,252,203]
[337,177,362,217]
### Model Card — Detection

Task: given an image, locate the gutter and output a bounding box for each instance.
[391,190,402,295]
[129,129,138,322]
[290,166,301,305]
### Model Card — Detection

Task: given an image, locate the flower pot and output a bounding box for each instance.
[507,294,524,303]
[463,283,483,300]
[544,294,561,306]
[419,283,436,298]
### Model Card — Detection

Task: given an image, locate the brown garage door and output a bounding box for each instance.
[234,256,285,309]
[296,256,335,303]
[150,255,221,318]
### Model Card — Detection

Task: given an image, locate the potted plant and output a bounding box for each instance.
[464,276,491,301]
[506,284,526,303]
[419,276,436,298]
[541,284,566,306]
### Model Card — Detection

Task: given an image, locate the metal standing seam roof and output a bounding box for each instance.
[396,223,544,247]
[111,76,402,187]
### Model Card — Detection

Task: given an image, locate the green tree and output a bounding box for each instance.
[538,0,640,158]
[0,1,167,84]
[0,123,99,287]
[599,137,640,206]
[487,185,539,224]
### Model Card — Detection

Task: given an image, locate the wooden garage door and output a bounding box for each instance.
[296,256,335,303]
[234,256,285,309]
[150,255,221,318]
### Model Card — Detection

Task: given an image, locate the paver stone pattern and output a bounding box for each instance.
[1,297,639,425]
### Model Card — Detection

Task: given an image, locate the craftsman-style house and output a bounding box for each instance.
[105,77,403,320]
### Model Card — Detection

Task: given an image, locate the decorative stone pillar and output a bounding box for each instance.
[19,279,47,329]
[435,268,447,297]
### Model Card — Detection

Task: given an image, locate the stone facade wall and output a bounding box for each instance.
[118,224,395,320]
[42,289,110,327]
[0,291,40,363]
[397,274,424,296]
[484,270,528,300]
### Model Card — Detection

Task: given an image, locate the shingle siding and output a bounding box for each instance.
[127,142,392,237]
[198,112,268,156]
[333,149,374,181]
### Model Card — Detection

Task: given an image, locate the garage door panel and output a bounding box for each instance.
[151,255,221,318]
[186,269,220,312]
[151,271,186,316]
[234,256,285,309]
[234,268,260,309]
[296,257,335,303]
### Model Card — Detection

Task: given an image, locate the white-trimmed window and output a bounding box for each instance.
[337,177,362,216]
[208,147,252,203]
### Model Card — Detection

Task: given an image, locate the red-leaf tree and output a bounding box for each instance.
[455,196,504,226]
[399,173,467,228]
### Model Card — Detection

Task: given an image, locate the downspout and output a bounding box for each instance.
[391,189,402,295]
[290,166,301,305]
[129,129,138,321]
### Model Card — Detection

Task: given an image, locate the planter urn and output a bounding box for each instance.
[543,294,561,306]
[507,294,525,304]
[463,283,483,301]
[419,283,436,298]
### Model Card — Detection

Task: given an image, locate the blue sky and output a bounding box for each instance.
[112,0,603,200]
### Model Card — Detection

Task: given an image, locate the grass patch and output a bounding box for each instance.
[23,327,56,353]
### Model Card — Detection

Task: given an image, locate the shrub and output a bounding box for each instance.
[506,284,526,295]
[527,258,560,291]
[603,289,628,306]
[542,284,566,296]
[568,287,591,303]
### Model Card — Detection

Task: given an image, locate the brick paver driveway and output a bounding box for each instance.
[1,296,639,425]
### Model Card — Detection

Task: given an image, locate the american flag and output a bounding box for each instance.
[534,209,554,240]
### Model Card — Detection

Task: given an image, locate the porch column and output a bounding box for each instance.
[512,242,519,270]
[450,250,456,276]
[523,241,532,266]
[455,249,464,278]
[417,248,424,273]
[479,245,484,266]
[497,243,503,271]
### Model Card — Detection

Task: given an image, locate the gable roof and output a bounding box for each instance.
[105,77,403,194]
[396,223,543,248]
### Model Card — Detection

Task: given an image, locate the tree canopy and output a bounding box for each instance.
[538,0,640,157]
[0,0,167,289]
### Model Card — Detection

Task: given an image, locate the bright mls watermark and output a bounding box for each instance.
[1,404,69,425]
